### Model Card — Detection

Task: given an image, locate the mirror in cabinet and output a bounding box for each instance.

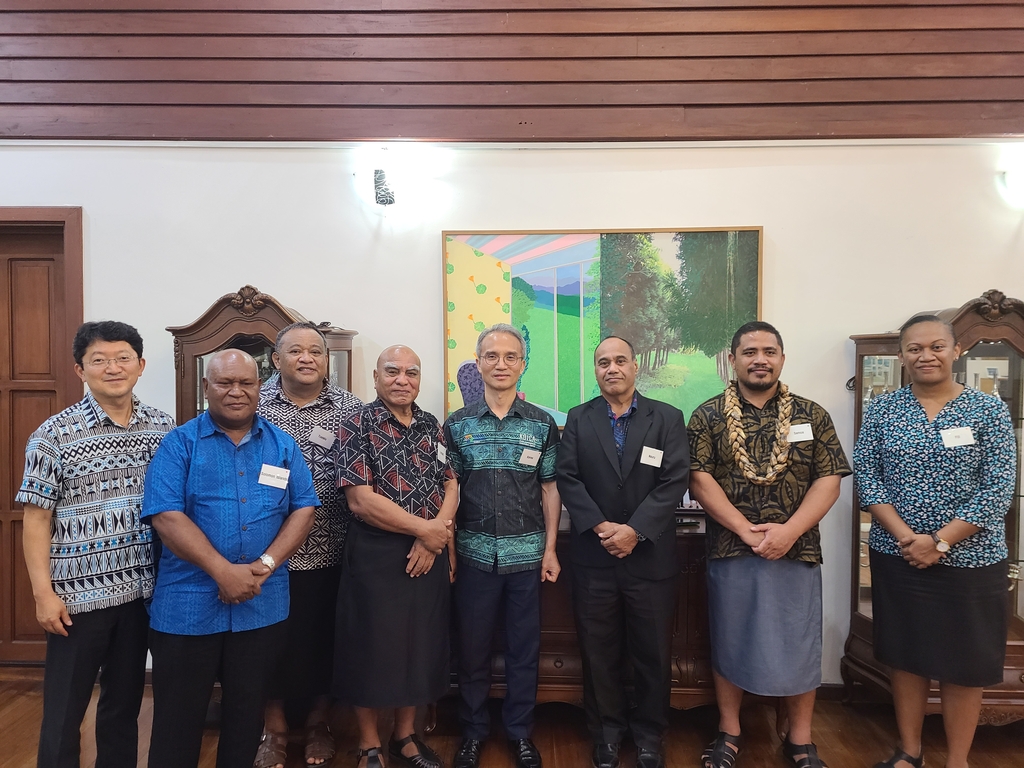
[842,289,1024,725]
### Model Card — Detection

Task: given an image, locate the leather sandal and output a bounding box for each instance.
[358,746,386,768]
[389,734,442,768]
[254,731,289,768]
[305,721,336,765]
[873,749,924,768]
[783,741,828,768]
[701,732,741,768]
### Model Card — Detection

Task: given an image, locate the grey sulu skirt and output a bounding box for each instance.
[706,555,823,697]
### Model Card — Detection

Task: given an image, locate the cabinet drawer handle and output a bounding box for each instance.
[554,658,564,669]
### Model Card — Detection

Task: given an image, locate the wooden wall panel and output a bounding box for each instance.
[0,2,1022,142]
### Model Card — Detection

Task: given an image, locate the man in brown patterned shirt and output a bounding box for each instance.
[687,321,851,768]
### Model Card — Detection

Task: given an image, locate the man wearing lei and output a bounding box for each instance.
[687,321,851,768]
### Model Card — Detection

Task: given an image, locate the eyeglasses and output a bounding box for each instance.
[85,355,138,369]
[481,352,523,366]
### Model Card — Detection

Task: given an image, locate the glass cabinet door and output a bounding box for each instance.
[953,342,1024,629]
[195,334,276,416]
[855,354,902,617]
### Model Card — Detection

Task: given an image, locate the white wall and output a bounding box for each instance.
[3,138,1023,684]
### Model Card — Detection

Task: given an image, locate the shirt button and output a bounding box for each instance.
[497,512,503,517]
[239,471,244,476]
[241,498,247,503]
[242,525,248,531]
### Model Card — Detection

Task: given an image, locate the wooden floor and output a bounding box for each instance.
[2,671,1023,768]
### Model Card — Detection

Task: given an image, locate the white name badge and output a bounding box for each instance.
[787,423,814,442]
[519,448,541,467]
[437,442,447,463]
[941,426,976,448]
[258,464,291,489]
[308,426,336,449]
[640,446,664,467]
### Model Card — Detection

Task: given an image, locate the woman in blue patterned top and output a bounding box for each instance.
[854,314,1016,768]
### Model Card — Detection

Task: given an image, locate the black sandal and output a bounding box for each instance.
[783,741,828,768]
[389,734,442,768]
[358,746,386,768]
[873,749,924,768]
[701,732,741,768]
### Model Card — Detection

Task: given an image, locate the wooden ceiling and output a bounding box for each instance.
[1,1,1022,142]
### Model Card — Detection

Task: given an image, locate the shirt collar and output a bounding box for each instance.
[198,410,265,439]
[606,391,638,420]
[470,394,527,420]
[262,373,343,410]
[735,383,782,412]
[84,390,140,428]
[368,398,425,429]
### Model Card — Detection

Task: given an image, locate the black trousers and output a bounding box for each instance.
[455,561,541,740]
[37,598,149,768]
[572,564,676,751]
[148,622,287,768]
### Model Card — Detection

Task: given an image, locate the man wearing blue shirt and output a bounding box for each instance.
[142,349,319,768]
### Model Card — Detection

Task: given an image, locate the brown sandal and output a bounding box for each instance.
[254,731,289,768]
[305,721,336,765]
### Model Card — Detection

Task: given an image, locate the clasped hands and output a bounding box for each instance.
[898,532,944,569]
[406,518,453,578]
[742,522,798,560]
[216,560,273,605]
[595,521,638,558]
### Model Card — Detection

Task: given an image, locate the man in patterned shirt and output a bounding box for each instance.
[444,324,561,768]
[687,321,851,768]
[333,344,457,768]
[255,321,363,768]
[18,320,175,768]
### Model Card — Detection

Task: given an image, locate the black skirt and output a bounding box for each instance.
[869,549,1008,687]
[333,519,450,708]
[269,564,342,703]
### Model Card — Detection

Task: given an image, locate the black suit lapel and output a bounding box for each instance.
[620,396,653,483]
[587,400,623,480]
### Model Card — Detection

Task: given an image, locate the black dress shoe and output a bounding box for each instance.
[509,738,542,768]
[592,743,620,768]
[453,739,482,768]
[636,748,664,768]
[389,734,443,768]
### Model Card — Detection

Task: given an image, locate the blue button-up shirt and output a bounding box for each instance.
[607,392,639,465]
[142,412,319,635]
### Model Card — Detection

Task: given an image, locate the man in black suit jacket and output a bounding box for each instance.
[556,336,690,768]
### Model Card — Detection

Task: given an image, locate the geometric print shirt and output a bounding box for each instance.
[688,386,851,564]
[854,385,1016,568]
[15,391,175,614]
[336,399,455,524]
[258,375,363,570]
[443,397,560,575]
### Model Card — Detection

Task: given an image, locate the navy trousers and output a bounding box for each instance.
[38,598,149,768]
[455,560,541,740]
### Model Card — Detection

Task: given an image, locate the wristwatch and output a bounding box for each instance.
[930,532,951,554]
[259,553,276,571]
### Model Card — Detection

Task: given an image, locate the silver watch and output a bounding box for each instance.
[259,553,276,571]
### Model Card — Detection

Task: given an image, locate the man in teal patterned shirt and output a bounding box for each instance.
[444,323,561,768]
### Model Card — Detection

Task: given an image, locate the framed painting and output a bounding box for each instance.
[442,228,762,424]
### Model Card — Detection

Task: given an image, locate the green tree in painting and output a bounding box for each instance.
[511,276,537,391]
[600,233,681,374]
[671,230,759,382]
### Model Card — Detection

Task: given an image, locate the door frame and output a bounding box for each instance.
[0,206,83,665]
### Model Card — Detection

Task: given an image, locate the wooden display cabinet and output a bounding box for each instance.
[166,285,356,426]
[841,289,1024,725]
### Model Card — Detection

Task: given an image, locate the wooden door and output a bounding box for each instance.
[0,208,83,664]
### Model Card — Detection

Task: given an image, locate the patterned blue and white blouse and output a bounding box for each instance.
[854,385,1016,568]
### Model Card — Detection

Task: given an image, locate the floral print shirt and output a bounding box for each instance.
[854,385,1016,568]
